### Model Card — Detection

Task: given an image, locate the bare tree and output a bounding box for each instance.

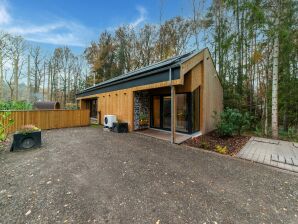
[4,68,14,100]
[29,46,44,101]
[8,35,25,100]
[190,0,205,49]
[27,54,31,101]
[136,24,157,67]
[0,32,10,100]
[58,47,76,106]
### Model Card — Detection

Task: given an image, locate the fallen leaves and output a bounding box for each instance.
[185,131,250,155]
[25,210,31,216]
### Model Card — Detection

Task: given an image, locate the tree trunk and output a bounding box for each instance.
[27,55,31,102]
[265,97,268,136]
[0,52,3,99]
[191,0,199,49]
[64,68,67,106]
[47,62,51,101]
[42,63,46,101]
[283,104,288,132]
[272,19,279,139]
[13,55,19,101]
[236,0,242,95]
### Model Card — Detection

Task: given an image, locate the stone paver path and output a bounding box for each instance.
[237,137,298,172]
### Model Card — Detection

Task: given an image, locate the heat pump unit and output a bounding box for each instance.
[104,115,117,128]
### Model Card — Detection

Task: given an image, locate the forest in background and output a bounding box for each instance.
[0,0,297,138]
[0,33,88,107]
[85,0,297,138]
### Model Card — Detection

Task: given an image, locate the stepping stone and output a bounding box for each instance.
[271,154,286,164]
[285,157,294,165]
[271,154,279,162]
[278,155,286,163]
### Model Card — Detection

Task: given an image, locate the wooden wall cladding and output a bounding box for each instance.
[78,48,224,134]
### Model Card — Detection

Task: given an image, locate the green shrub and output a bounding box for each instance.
[0,111,14,141]
[0,101,32,110]
[214,108,251,137]
[199,140,210,150]
[279,127,298,142]
[64,103,79,110]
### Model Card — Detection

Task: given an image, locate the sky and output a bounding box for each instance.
[0,0,208,54]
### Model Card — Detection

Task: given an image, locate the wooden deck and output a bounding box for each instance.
[136,128,192,144]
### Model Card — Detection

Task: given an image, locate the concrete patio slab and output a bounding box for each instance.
[237,137,298,173]
[135,128,192,144]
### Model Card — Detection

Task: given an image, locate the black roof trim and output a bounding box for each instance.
[77,48,206,97]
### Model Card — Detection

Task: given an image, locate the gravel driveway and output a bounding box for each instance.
[0,127,297,224]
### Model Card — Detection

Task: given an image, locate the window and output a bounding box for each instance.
[176,94,188,132]
[192,87,200,132]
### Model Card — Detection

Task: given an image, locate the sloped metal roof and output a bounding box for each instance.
[78,48,205,96]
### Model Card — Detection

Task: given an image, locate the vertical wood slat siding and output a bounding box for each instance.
[0,110,90,134]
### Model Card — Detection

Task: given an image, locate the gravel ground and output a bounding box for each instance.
[0,126,297,224]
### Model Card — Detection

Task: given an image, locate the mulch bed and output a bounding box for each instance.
[185,131,251,156]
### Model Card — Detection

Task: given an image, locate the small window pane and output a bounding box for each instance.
[192,87,200,132]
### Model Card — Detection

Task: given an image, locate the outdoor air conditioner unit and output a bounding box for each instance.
[104,115,117,128]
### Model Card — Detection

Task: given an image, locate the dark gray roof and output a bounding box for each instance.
[78,48,205,96]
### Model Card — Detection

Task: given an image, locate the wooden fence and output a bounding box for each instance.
[0,110,90,134]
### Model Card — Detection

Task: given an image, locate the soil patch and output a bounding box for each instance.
[185,131,250,155]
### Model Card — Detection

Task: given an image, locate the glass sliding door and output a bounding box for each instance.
[89,99,97,118]
[162,96,171,129]
[176,94,188,132]
[192,87,200,132]
[151,93,190,133]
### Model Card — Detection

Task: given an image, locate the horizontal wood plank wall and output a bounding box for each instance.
[0,110,90,134]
